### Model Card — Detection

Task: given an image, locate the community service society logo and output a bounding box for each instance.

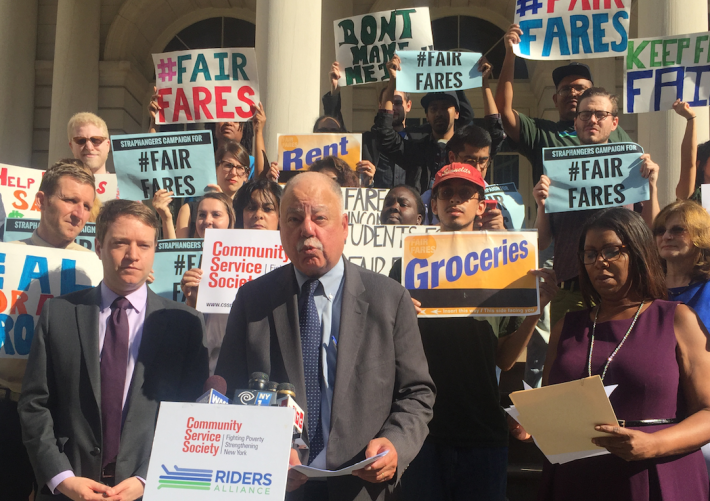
[158,464,275,494]
[158,465,212,490]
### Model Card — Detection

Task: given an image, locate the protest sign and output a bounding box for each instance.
[0,243,103,359]
[334,8,433,86]
[197,229,290,314]
[143,402,293,500]
[152,48,259,125]
[512,0,630,60]
[342,187,388,225]
[484,183,526,230]
[702,185,710,214]
[543,143,647,214]
[3,218,97,251]
[344,223,439,274]
[624,31,710,113]
[402,231,539,317]
[112,131,217,200]
[396,50,482,92]
[277,134,362,171]
[95,173,118,202]
[0,164,43,222]
[150,239,203,302]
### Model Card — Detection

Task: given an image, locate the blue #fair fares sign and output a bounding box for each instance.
[112,131,217,201]
[542,143,647,214]
[484,184,526,230]
[150,239,203,303]
[396,50,482,92]
[512,0,630,60]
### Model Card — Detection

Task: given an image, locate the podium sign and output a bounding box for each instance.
[144,402,294,500]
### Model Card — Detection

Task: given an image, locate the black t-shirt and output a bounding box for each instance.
[390,259,511,447]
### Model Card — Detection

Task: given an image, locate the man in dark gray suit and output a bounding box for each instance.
[19,199,208,501]
[216,172,435,501]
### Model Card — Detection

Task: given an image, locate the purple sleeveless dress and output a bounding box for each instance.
[537,300,709,501]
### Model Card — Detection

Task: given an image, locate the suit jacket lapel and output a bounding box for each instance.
[76,287,102,407]
[124,289,165,411]
[272,265,307,406]
[329,261,368,450]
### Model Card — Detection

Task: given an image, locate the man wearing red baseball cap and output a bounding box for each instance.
[390,162,557,500]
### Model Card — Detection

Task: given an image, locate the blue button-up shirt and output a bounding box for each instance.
[294,257,345,469]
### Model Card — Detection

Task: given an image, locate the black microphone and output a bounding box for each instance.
[232,372,277,406]
[197,375,230,404]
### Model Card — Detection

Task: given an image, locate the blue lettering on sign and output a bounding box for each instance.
[18,256,50,293]
[214,471,272,486]
[518,19,543,55]
[0,314,14,355]
[542,17,570,57]
[0,252,5,289]
[61,259,93,295]
[282,137,350,171]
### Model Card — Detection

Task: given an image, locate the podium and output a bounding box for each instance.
[143,402,294,500]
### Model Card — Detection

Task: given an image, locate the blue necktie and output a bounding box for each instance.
[299,279,323,463]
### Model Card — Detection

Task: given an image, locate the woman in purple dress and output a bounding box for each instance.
[538,208,710,500]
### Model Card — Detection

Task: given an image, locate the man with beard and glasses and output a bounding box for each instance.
[532,87,659,331]
[389,163,557,500]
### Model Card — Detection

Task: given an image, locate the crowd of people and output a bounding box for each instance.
[3,21,710,501]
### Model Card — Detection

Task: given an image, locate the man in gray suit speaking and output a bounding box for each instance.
[216,172,435,500]
[19,199,208,501]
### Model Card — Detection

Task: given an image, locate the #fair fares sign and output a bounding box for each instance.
[402,232,539,317]
[111,131,217,200]
[542,143,648,213]
[150,239,203,303]
[396,50,483,92]
[624,31,710,113]
[143,402,293,500]
[334,8,434,86]
[4,219,97,251]
[197,229,290,314]
[152,48,259,124]
[0,244,103,359]
[512,0,630,60]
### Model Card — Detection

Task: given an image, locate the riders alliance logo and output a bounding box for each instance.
[158,464,273,494]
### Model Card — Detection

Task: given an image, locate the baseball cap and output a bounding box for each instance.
[432,162,485,191]
[552,62,594,88]
[421,91,460,112]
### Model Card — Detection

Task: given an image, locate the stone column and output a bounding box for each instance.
[0,0,38,167]
[637,0,709,208]
[48,0,100,166]
[256,0,322,160]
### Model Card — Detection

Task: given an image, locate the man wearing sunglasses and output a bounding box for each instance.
[67,112,111,175]
[533,87,659,329]
[495,24,634,186]
[389,162,557,500]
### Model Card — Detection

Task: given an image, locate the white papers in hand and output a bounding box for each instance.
[290,451,389,478]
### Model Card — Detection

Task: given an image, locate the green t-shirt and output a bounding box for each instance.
[514,112,634,184]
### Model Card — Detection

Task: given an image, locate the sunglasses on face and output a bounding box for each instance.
[653,225,688,237]
[434,186,480,201]
[72,136,107,147]
[578,245,627,265]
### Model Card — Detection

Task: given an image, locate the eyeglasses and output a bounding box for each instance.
[576,110,615,122]
[653,225,688,238]
[72,136,107,147]
[219,160,247,174]
[459,157,490,168]
[556,85,588,97]
[578,245,627,265]
[434,186,480,201]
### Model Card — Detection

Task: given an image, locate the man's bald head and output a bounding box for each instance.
[283,172,344,215]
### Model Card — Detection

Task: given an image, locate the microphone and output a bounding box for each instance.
[196,375,230,404]
[232,372,277,406]
[275,383,304,434]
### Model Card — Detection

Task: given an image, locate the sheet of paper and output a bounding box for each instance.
[509,376,618,459]
[290,451,389,478]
